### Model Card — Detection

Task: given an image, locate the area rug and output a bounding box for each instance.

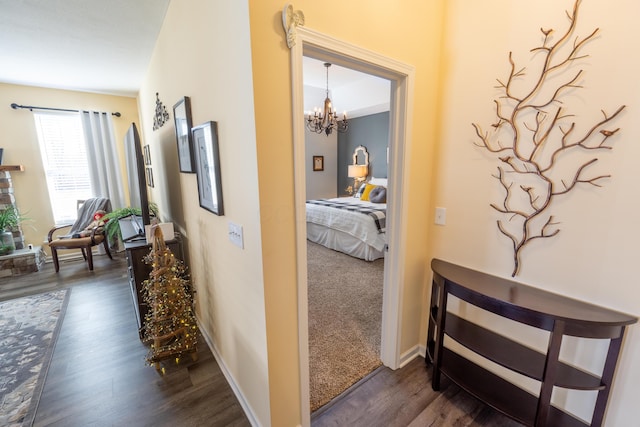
[0,289,70,427]
[307,241,384,412]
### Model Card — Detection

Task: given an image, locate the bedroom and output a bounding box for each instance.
[302,57,391,410]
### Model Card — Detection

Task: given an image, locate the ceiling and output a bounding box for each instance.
[0,0,170,97]
[303,57,390,118]
[0,1,390,115]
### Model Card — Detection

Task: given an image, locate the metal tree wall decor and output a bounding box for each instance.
[472,0,625,277]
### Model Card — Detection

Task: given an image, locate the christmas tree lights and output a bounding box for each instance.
[142,226,198,370]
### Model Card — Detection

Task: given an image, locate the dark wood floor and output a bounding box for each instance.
[2,253,521,427]
[312,357,522,427]
[1,253,250,427]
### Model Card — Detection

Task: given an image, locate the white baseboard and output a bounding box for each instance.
[197,319,262,427]
[398,343,427,368]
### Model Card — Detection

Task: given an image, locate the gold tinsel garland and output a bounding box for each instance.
[142,226,198,367]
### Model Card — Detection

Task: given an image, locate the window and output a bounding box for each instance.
[34,112,93,225]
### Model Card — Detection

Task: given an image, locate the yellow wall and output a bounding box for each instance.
[9,0,637,425]
[0,83,138,254]
[248,0,444,425]
[142,0,445,425]
[432,0,640,424]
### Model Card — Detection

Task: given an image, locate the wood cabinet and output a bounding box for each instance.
[426,259,637,427]
[124,235,183,339]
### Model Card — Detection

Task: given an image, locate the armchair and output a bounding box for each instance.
[47,197,113,272]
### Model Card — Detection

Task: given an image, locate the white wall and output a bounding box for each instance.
[332,77,390,119]
[432,0,640,424]
[138,1,269,425]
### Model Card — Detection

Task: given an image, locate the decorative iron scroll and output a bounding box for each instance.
[153,92,170,131]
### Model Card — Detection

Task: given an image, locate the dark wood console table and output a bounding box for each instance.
[426,259,637,427]
[124,234,183,339]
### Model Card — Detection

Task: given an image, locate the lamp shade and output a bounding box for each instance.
[348,164,368,178]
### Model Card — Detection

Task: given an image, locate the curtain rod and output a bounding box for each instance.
[10,103,121,117]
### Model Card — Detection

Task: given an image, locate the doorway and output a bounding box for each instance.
[303,57,390,412]
[289,27,415,427]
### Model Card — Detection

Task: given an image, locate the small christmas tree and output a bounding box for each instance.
[142,226,198,371]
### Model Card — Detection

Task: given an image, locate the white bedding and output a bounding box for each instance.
[306,197,386,260]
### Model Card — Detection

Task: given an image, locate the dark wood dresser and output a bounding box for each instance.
[124,234,183,339]
[427,258,637,427]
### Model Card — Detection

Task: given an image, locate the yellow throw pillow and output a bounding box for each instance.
[360,183,376,201]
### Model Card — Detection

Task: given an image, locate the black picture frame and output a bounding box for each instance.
[313,155,324,171]
[145,167,154,188]
[143,144,151,165]
[173,96,195,173]
[193,121,224,215]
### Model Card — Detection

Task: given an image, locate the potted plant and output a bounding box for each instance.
[102,204,158,247]
[0,206,28,255]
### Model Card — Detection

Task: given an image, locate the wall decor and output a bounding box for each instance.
[472,0,624,277]
[145,167,154,188]
[313,155,324,171]
[152,92,170,131]
[143,145,151,166]
[281,3,305,49]
[172,96,195,173]
[347,145,369,191]
[192,121,224,216]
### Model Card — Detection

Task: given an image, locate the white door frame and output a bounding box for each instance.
[289,27,415,426]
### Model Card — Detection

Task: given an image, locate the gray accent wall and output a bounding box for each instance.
[305,127,338,200]
[337,111,390,195]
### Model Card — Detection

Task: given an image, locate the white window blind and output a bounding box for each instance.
[34,112,93,225]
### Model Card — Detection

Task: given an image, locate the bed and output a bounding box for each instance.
[306,179,387,261]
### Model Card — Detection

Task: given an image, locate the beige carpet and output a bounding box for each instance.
[307,241,384,412]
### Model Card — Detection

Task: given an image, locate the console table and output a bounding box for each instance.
[124,234,183,339]
[426,259,637,427]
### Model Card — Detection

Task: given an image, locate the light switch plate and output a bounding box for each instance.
[435,207,446,225]
[228,222,244,249]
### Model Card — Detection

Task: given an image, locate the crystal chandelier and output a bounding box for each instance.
[306,63,348,136]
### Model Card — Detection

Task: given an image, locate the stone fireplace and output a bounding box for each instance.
[0,168,26,250]
[0,165,45,277]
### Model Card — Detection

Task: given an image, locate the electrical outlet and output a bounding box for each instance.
[228,222,244,249]
[435,207,446,225]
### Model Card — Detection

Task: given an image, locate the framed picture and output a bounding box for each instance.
[143,144,151,165]
[145,167,154,188]
[192,121,224,215]
[313,155,324,171]
[173,96,195,173]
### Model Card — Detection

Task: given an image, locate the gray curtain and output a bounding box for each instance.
[80,111,125,209]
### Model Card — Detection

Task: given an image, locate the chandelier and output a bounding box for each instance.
[306,63,348,136]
